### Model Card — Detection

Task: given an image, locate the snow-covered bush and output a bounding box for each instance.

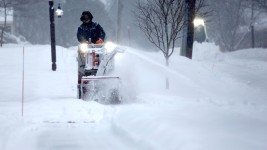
[3,32,30,44]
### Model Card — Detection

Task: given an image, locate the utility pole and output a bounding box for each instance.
[185,0,196,59]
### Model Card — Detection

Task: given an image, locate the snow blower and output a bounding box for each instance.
[77,42,124,104]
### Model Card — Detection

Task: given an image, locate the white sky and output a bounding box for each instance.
[98,0,112,10]
[99,0,108,5]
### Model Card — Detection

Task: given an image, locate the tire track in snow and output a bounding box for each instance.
[111,121,158,150]
[2,104,139,150]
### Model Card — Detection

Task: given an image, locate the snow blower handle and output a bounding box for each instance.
[84,38,93,44]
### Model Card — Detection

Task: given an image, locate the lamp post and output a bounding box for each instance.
[180,0,196,59]
[49,0,63,71]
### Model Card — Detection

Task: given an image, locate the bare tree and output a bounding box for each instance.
[208,0,249,51]
[252,0,267,9]
[240,0,265,48]
[0,0,42,46]
[135,0,207,88]
[135,0,185,89]
[248,0,267,48]
[0,0,10,47]
[135,0,207,58]
[207,0,267,51]
[136,0,184,65]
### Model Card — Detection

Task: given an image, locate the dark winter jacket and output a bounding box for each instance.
[77,22,105,43]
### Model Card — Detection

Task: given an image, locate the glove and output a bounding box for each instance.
[95,39,104,44]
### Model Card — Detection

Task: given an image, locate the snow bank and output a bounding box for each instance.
[193,42,222,61]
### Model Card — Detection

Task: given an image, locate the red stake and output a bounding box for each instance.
[22,47,24,117]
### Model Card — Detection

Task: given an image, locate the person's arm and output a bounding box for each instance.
[96,24,105,41]
[77,27,87,43]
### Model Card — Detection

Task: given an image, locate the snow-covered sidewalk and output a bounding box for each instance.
[0,43,267,150]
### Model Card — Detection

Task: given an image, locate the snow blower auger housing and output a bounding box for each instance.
[77,42,124,104]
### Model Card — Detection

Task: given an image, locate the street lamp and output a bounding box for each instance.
[49,0,63,71]
[193,17,208,42]
[56,4,63,18]
[193,18,205,27]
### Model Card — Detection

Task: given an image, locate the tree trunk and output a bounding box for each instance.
[165,57,169,89]
[185,0,196,59]
[0,28,4,47]
[251,0,255,48]
[1,4,7,47]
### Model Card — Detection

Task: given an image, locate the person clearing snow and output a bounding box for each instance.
[77,11,105,44]
[77,10,106,84]
[76,11,123,104]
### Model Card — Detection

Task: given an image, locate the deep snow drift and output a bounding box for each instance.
[0,43,266,150]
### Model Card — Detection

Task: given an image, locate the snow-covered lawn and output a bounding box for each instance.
[0,43,266,150]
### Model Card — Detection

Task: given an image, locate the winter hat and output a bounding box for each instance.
[80,11,93,21]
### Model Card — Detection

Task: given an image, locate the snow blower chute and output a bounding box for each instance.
[77,42,124,104]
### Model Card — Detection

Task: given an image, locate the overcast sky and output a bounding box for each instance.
[98,0,112,10]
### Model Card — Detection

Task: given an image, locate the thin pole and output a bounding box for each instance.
[22,47,25,117]
[127,26,131,46]
[251,0,255,48]
[49,0,57,71]
[116,0,123,43]
[116,0,119,42]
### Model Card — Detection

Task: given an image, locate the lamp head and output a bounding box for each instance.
[194,18,205,27]
[55,4,63,18]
